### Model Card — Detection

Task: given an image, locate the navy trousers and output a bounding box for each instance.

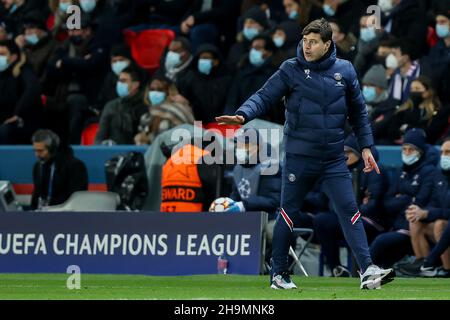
[370,230,413,268]
[272,153,373,274]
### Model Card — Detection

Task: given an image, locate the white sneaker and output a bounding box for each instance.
[359,265,395,290]
[270,272,298,290]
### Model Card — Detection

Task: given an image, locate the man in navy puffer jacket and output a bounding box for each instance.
[217,18,395,290]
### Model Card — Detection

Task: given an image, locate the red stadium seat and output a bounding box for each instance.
[123,29,176,74]
[427,26,439,48]
[81,123,99,146]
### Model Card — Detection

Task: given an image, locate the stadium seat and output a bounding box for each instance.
[123,29,176,74]
[81,123,99,146]
[42,191,120,212]
[427,26,439,48]
[288,228,314,276]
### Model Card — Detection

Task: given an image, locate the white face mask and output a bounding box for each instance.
[402,152,420,166]
[378,0,393,13]
[441,155,450,171]
[385,53,398,69]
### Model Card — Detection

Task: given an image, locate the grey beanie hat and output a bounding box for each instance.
[362,64,388,89]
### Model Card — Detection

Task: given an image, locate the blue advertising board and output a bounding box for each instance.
[0,212,267,276]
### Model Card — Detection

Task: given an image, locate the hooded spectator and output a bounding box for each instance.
[271,20,301,65]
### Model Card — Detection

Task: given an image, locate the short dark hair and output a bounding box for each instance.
[32,130,60,154]
[252,34,276,53]
[121,65,142,83]
[172,36,192,53]
[0,39,20,56]
[302,18,333,43]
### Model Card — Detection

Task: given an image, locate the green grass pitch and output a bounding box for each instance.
[0,274,449,300]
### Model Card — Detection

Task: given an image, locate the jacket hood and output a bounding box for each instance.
[296,39,337,71]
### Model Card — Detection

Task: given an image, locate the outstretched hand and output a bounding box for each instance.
[215,115,245,125]
[362,148,380,174]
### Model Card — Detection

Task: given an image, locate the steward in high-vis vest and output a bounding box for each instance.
[160,143,219,212]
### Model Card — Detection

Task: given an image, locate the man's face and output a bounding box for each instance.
[0,45,17,65]
[251,39,272,59]
[168,41,189,63]
[33,142,51,162]
[393,47,409,67]
[2,0,14,10]
[118,72,139,96]
[303,32,331,62]
[441,141,450,157]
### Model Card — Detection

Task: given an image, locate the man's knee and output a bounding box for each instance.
[434,219,448,239]
[409,221,426,236]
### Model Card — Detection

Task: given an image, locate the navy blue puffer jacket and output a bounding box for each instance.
[235,41,374,160]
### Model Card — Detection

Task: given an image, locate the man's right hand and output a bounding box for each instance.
[215,115,245,125]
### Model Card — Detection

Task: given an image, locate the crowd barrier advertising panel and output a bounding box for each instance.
[0,212,267,276]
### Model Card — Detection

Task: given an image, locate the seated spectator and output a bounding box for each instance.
[45,14,109,144]
[134,76,194,145]
[378,0,428,60]
[179,43,232,123]
[314,135,387,277]
[155,36,194,93]
[0,39,42,144]
[93,43,139,117]
[17,13,58,82]
[31,129,88,210]
[421,9,450,106]
[95,65,147,145]
[224,34,277,115]
[329,19,357,61]
[47,0,78,43]
[179,0,237,52]
[370,128,436,268]
[318,0,365,36]
[271,20,301,66]
[388,76,450,145]
[0,0,49,37]
[362,64,396,144]
[396,138,450,276]
[226,6,269,72]
[387,40,421,104]
[354,14,386,77]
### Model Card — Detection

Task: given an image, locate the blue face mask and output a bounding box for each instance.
[360,27,376,42]
[363,86,377,103]
[25,34,40,46]
[9,4,18,14]
[273,36,285,48]
[289,10,298,20]
[165,51,182,70]
[402,152,420,166]
[441,155,450,171]
[116,82,129,98]
[148,91,166,106]
[323,4,336,17]
[59,2,72,12]
[80,0,96,13]
[249,48,265,67]
[436,24,450,39]
[111,60,130,76]
[0,55,10,72]
[243,27,259,41]
[198,58,213,75]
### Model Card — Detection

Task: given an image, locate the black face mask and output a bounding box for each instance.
[410,92,424,107]
[70,36,84,46]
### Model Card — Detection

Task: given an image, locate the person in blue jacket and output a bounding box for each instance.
[370,128,436,269]
[397,138,450,277]
[217,18,395,290]
[314,134,388,277]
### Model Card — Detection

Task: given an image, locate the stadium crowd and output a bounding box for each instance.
[1,0,450,277]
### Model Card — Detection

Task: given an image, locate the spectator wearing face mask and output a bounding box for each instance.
[45,14,109,144]
[155,37,194,95]
[317,0,365,36]
[370,128,436,268]
[361,64,396,145]
[421,9,450,105]
[281,0,323,28]
[179,44,232,124]
[226,6,269,73]
[17,14,58,82]
[94,65,147,145]
[47,0,79,43]
[271,20,301,66]
[224,34,277,116]
[0,0,49,38]
[354,14,386,77]
[386,40,421,105]
[388,76,450,145]
[377,0,428,60]
[134,76,194,145]
[329,19,357,61]
[0,39,42,144]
